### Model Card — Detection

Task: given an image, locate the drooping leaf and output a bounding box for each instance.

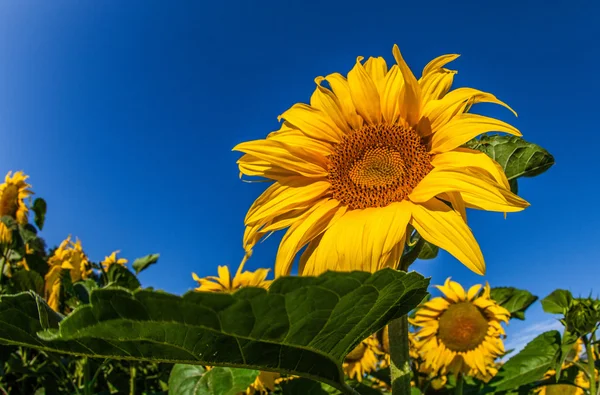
[541,290,573,314]
[465,135,555,180]
[486,330,561,391]
[106,264,140,290]
[32,198,47,231]
[489,287,538,320]
[11,270,44,295]
[0,269,428,391]
[132,254,160,275]
[168,364,259,395]
[72,279,98,304]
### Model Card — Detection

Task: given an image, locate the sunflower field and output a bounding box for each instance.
[0,45,598,395]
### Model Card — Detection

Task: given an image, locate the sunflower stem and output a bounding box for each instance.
[389,315,412,394]
[129,363,137,395]
[455,373,464,395]
[584,335,597,395]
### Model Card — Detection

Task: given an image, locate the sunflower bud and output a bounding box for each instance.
[564,297,600,336]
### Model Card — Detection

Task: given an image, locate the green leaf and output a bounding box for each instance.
[132,254,160,275]
[509,178,519,194]
[465,135,555,180]
[32,198,47,231]
[541,290,573,314]
[279,378,330,394]
[0,269,428,392]
[168,364,258,395]
[106,264,140,290]
[486,330,561,391]
[489,287,538,320]
[417,241,439,260]
[72,279,98,304]
[10,270,44,294]
[553,330,578,379]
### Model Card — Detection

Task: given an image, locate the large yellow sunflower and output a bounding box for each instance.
[0,171,33,225]
[343,335,381,382]
[411,278,510,378]
[234,45,528,277]
[44,236,92,311]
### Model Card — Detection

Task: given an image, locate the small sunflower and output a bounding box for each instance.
[235,45,528,277]
[101,250,128,271]
[246,371,280,395]
[192,259,271,292]
[0,221,11,245]
[411,278,510,378]
[343,335,381,382]
[45,236,92,311]
[0,171,33,225]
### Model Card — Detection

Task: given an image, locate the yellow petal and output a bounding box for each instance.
[234,139,328,178]
[447,279,467,301]
[278,103,344,144]
[392,44,421,126]
[432,148,510,190]
[309,77,352,135]
[438,191,467,222]
[419,54,460,106]
[364,56,389,95]
[421,54,460,77]
[410,198,485,275]
[421,87,517,134]
[436,279,461,303]
[381,65,403,124]
[431,113,521,154]
[347,56,381,125]
[422,297,450,311]
[301,201,411,275]
[268,124,333,156]
[410,168,529,213]
[245,180,330,225]
[275,199,345,277]
[467,284,482,301]
[325,73,363,130]
[217,266,231,290]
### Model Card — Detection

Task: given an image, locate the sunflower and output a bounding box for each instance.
[246,371,281,395]
[343,335,381,382]
[0,221,11,245]
[0,171,33,225]
[411,278,510,379]
[234,45,528,277]
[191,259,271,292]
[45,236,92,311]
[101,250,128,271]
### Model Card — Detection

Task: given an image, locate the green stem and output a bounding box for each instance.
[455,373,464,395]
[83,357,92,395]
[130,363,137,395]
[584,336,597,395]
[389,316,412,394]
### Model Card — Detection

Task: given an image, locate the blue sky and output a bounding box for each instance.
[1,1,598,350]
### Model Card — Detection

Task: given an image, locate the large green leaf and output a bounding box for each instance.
[106,264,140,290]
[0,269,428,392]
[10,270,44,295]
[168,364,259,395]
[465,134,554,181]
[489,287,538,320]
[132,254,160,274]
[541,289,573,314]
[486,330,561,392]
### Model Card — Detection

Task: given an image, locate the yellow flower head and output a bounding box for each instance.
[411,278,510,379]
[246,371,280,395]
[101,250,128,271]
[235,45,528,277]
[0,171,33,225]
[44,236,92,311]
[192,257,271,293]
[343,335,381,382]
[0,221,11,245]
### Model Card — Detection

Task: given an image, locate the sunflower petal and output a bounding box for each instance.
[347,56,381,125]
[364,56,388,95]
[325,73,363,130]
[279,103,344,143]
[310,77,352,135]
[381,65,403,124]
[392,44,421,126]
[302,201,411,275]
[410,198,485,275]
[432,148,510,190]
[275,199,345,277]
[410,168,529,213]
[419,54,460,106]
[431,114,521,153]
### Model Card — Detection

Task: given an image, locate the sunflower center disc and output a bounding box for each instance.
[345,342,367,362]
[437,302,489,352]
[328,123,432,209]
[0,185,19,218]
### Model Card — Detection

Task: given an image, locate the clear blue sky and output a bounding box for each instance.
[1,1,598,349]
